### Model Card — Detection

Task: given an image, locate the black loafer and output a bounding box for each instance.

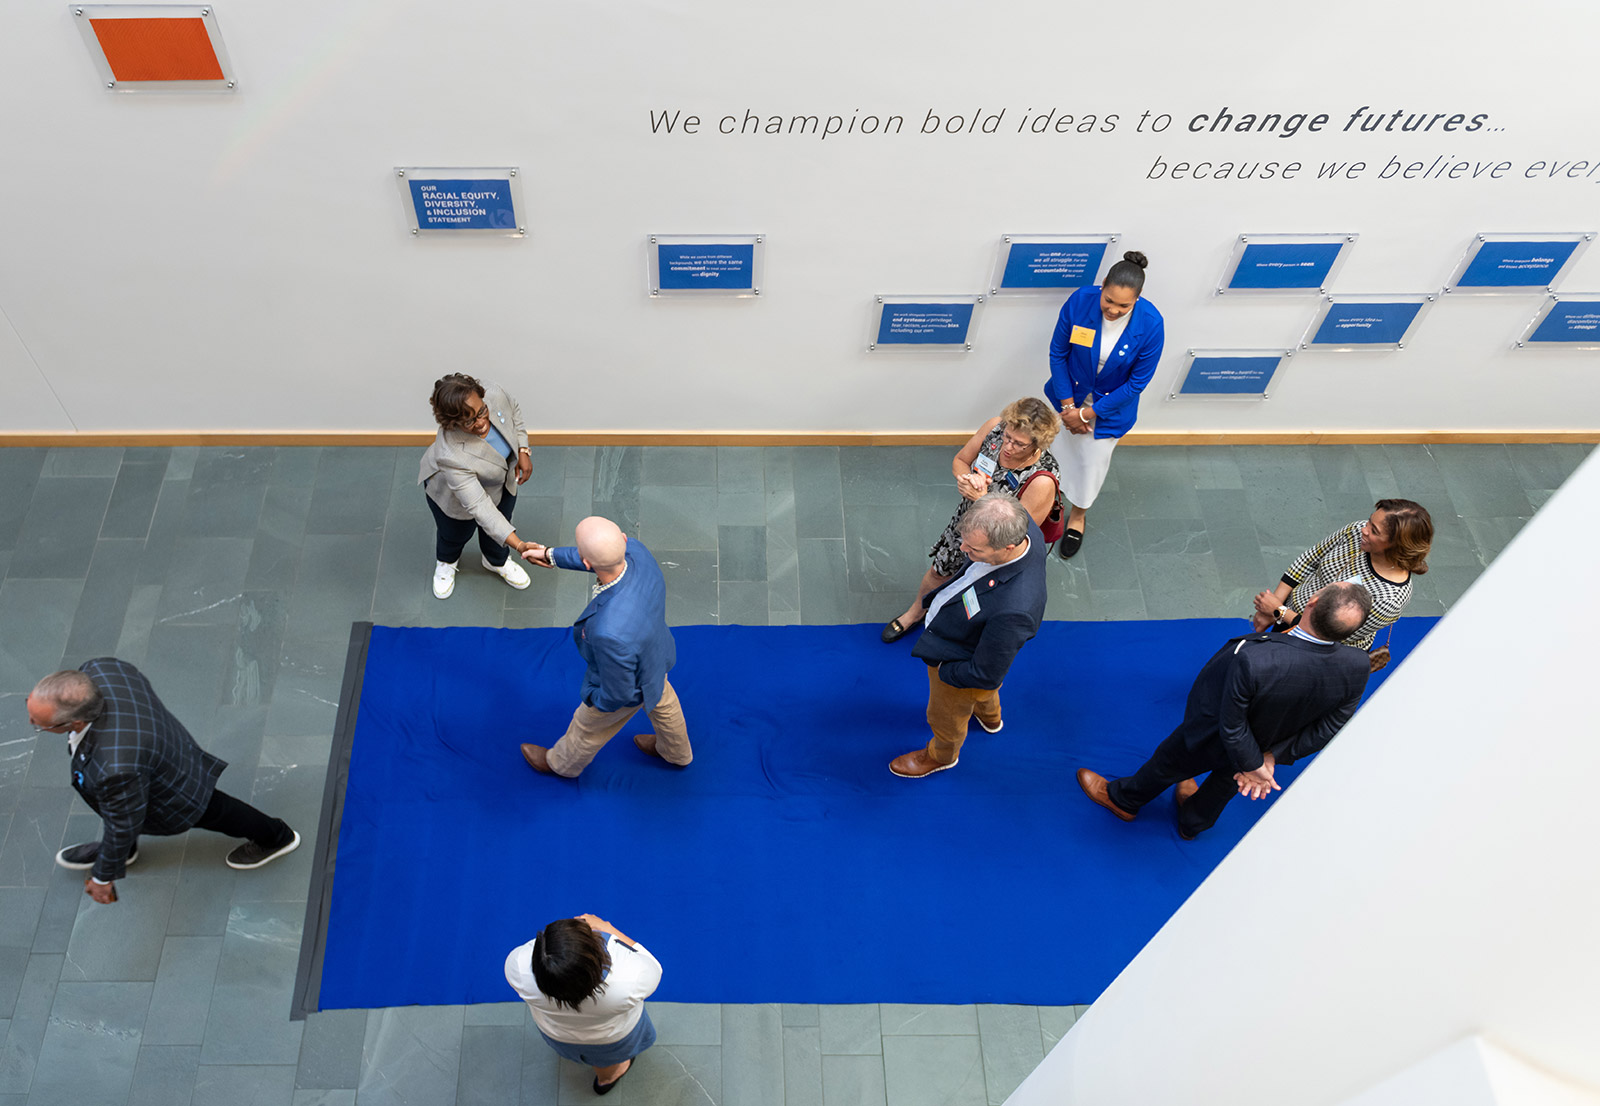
[594,1059,632,1096]
[881,617,915,643]
[1057,529,1084,560]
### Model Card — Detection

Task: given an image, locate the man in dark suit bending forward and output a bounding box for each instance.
[1077,580,1373,839]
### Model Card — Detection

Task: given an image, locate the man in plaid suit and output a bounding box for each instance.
[28,657,301,904]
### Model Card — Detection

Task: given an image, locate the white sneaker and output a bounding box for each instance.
[432,560,458,599]
[483,555,530,589]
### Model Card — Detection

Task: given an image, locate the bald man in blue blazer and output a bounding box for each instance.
[519,516,692,778]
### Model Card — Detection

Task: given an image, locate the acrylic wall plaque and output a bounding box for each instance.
[395,168,525,237]
[1444,233,1593,294]
[75,5,237,92]
[990,235,1117,295]
[868,296,983,352]
[1216,234,1356,295]
[648,235,763,297]
[1300,294,1436,351]
[1517,296,1600,349]
[1169,349,1293,399]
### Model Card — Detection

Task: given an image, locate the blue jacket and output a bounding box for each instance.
[1045,284,1166,439]
[552,538,677,712]
[911,518,1048,690]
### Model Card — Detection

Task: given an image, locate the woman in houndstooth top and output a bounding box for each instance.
[1252,499,1433,651]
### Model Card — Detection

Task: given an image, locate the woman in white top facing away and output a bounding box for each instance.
[505,913,663,1096]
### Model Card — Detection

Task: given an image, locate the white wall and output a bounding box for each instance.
[1003,448,1600,1105]
[1336,1038,1600,1106]
[2,0,1599,434]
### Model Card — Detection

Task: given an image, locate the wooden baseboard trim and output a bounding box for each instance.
[0,429,1594,448]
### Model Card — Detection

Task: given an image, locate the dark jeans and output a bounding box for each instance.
[1106,731,1242,838]
[193,788,295,848]
[426,492,516,567]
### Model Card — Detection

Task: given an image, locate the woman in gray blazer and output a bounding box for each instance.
[418,374,538,599]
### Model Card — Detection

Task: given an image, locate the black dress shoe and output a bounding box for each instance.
[594,1059,633,1096]
[881,617,917,643]
[1057,529,1084,560]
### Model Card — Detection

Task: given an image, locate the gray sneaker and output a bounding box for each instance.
[55,841,138,870]
[226,830,301,870]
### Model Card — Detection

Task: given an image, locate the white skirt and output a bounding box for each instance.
[1054,432,1119,509]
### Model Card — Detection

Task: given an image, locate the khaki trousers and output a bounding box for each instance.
[546,677,692,777]
[924,666,1002,765]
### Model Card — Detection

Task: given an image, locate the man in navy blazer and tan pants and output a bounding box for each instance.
[518,516,692,778]
[891,494,1048,779]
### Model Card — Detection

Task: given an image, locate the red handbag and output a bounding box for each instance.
[1017,470,1066,545]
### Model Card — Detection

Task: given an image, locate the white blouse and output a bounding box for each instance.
[505,932,663,1045]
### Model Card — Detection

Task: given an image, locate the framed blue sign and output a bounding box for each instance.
[1518,296,1600,349]
[990,234,1117,295]
[1301,294,1436,351]
[1170,349,1292,399]
[648,235,764,297]
[869,296,983,352]
[1445,232,1593,294]
[1217,233,1357,295]
[396,167,524,237]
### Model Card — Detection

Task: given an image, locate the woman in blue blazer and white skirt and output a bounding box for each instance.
[1044,251,1165,559]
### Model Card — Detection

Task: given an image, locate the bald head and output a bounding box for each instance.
[574,516,627,572]
[28,670,102,728]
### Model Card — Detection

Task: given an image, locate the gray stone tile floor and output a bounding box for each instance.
[0,441,1588,1105]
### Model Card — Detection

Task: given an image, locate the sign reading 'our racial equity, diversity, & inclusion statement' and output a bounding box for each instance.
[408,179,517,230]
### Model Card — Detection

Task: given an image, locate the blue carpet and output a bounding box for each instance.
[319,617,1434,1010]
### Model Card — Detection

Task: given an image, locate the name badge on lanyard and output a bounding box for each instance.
[972,452,997,478]
[961,587,980,619]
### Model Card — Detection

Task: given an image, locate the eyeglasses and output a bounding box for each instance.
[1000,434,1034,451]
[464,403,490,424]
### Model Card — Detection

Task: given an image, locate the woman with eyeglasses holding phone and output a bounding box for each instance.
[418,373,540,599]
[881,397,1061,643]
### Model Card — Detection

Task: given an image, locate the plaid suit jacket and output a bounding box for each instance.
[71,658,226,882]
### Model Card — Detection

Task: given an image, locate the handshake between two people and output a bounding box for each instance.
[519,542,554,568]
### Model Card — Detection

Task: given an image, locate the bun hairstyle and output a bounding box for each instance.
[1104,250,1149,296]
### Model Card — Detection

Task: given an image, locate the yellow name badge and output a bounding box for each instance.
[1069,325,1095,347]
